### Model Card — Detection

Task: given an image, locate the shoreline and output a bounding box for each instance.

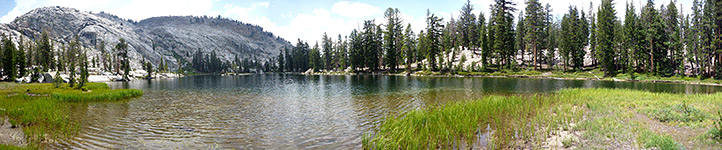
[364,88,722,149]
[0,82,143,148]
[288,70,722,87]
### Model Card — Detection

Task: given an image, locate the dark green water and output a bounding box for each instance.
[45,74,722,149]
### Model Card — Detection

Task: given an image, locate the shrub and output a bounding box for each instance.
[638,131,684,150]
[649,102,707,123]
[709,111,722,141]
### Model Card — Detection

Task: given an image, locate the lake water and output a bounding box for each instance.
[44,74,722,149]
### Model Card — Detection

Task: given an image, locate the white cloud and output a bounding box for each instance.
[219,1,386,46]
[256,2,270,8]
[221,2,283,40]
[286,9,358,45]
[331,1,382,18]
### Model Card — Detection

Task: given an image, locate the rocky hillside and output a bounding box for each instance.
[0,6,292,70]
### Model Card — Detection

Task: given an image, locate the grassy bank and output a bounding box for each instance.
[363,88,722,149]
[393,69,722,85]
[0,82,143,149]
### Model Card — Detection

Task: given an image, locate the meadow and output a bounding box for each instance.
[0,82,142,149]
[363,88,722,149]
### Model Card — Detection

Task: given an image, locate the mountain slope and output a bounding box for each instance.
[0,6,292,70]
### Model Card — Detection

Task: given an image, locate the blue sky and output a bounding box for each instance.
[0,0,694,45]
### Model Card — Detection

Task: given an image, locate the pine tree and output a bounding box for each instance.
[78,48,88,89]
[561,6,586,71]
[614,19,625,73]
[2,35,17,81]
[349,29,362,71]
[624,1,640,74]
[277,51,285,72]
[417,31,428,70]
[516,12,526,66]
[375,25,384,71]
[384,8,403,72]
[322,32,333,71]
[426,10,444,71]
[643,0,669,76]
[53,70,61,88]
[478,12,490,69]
[688,0,702,76]
[26,40,33,69]
[524,0,546,70]
[115,38,129,80]
[713,0,722,79]
[442,18,458,72]
[665,0,683,76]
[491,0,517,69]
[38,30,53,72]
[310,42,321,71]
[336,34,346,70]
[545,4,558,70]
[17,38,26,78]
[459,0,476,50]
[597,0,617,77]
[702,0,714,77]
[589,2,599,66]
[68,36,80,87]
[403,23,415,74]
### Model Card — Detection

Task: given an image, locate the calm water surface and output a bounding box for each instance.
[44,74,722,149]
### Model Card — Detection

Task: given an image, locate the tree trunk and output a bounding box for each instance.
[650,39,654,74]
[533,41,537,70]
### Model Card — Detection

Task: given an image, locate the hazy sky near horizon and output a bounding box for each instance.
[0,0,694,45]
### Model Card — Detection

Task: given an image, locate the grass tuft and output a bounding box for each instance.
[638,131,685,150]
[647,102,707,123]
[51,89,142,102]
[708,111,722,141]
[0,82,142,148]
[365,88,722,149]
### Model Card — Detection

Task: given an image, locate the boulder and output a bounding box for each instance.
[41,73,54,83]
[303,68,314,75]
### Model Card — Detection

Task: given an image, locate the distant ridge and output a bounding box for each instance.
[0,6,292,70]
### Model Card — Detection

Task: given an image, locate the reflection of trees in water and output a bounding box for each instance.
[58,74,722,149]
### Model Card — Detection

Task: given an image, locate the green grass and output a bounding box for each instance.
[639,130,685,150]
[414,68,722,85]
[51,89,142,102]
[709,111,722,141]
[0,144,27,150]
[364,88,722,149]
[363,94,584,149]
[642,102,708,123]
[0,82,143,148]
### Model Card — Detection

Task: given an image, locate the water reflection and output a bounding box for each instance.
[45,74,722,149]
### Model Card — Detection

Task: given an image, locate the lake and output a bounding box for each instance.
[43,74,722,149]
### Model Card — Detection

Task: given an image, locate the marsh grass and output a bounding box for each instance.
[638,130,685,150]
[0,82,142,148]
[51,89,142,102]
[709,111,722,141]
[364,88,722,149]
[0,144,26,150]
[643,102,707,123]
[362,94,585,149]
[417,68,722,85]
[0,93,77,147]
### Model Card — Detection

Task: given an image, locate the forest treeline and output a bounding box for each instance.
[3,0,722,80]
[0,31,137,83]
[273,0,722,79]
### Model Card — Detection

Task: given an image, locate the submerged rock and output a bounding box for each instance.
[0,118,26,147]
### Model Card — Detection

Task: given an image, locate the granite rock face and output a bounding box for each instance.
[0,6,292,70]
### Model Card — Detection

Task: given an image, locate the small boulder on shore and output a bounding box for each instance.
[303,68,314,75]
